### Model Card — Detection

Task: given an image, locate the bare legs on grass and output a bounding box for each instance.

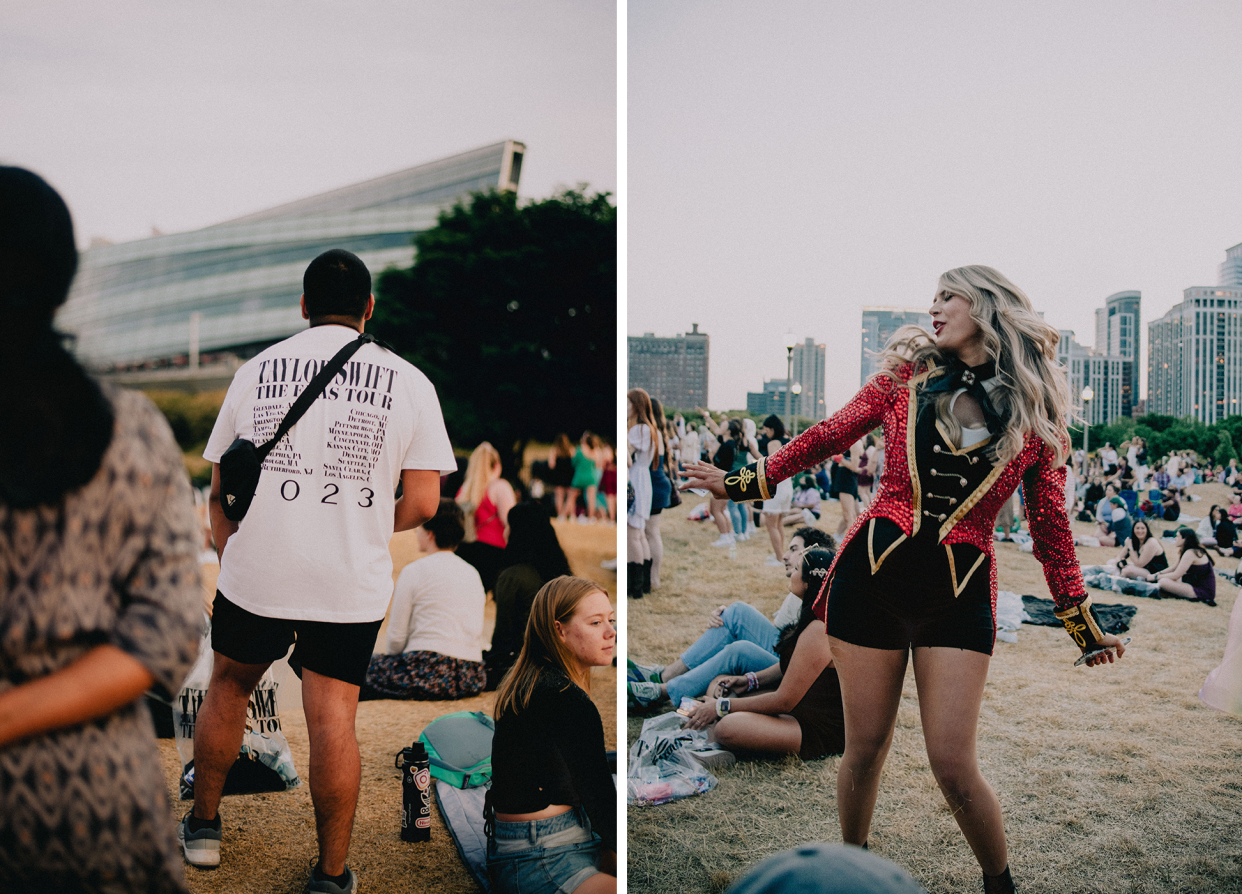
[829,639,1009,878]
[763,511,784,562]
[192,657,363,877]
[644,514,663,590]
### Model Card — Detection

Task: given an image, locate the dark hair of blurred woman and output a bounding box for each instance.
[0,166,113,508]
[502,501,572,581]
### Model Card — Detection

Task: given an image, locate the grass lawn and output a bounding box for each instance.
[627,484,1242,894]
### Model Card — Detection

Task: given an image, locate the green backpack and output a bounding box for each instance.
[418,711,495,789]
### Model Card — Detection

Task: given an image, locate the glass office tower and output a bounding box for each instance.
[57,140,525,370]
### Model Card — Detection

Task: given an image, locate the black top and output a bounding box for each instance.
[490,667,616,850]
[713,439,735,472]
[1217,517,1238,549]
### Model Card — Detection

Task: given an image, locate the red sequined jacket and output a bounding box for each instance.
[738,362,1087,621]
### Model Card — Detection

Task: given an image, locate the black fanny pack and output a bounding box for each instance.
[219,333,377,521]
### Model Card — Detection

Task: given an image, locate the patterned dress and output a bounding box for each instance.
[0,388,203,893]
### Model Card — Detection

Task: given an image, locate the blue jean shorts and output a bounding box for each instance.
[487,807,602,894]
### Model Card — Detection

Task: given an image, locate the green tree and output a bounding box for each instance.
[371,188,616,475]
[1215,430,1237,467]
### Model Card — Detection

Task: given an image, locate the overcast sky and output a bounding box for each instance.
[628,1,1242,412]
[2,0,616,246]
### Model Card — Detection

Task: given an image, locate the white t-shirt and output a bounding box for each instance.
[204,325,457,622]
[384,551,487,662]
[772,593,802,630]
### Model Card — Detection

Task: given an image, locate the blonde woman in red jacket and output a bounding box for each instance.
[684,265,1126,894]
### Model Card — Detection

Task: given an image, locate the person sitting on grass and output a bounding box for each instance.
[627,527,835,709]
[486,577,616,894]
[360,498,487,701]
[681,547,843,761]
[1154,528,1217,605]
[1094,496,1132,547]
[1115,519,1169,582]
[1161,487,1181,523]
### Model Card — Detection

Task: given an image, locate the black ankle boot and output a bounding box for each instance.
[983,865,1015,894]
[627,562,644,599]
[642,559,653,594]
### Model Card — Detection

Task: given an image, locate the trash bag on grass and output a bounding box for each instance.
[627,711,719,806]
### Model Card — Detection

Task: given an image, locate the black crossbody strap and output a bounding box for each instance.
[256,333,377,461]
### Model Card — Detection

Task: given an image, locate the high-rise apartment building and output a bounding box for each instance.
[1058,330,1126,425]
[628,324,710,409]
[1219,243,1242,287]
[791,337,826,419]
[1093,290,1141,418]
[1147,287,1242,424]
[860,307,933,384]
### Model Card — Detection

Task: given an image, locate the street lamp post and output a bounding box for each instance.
[791,382,802,436]
[785,332,797,436]
[1081,386,1094,474]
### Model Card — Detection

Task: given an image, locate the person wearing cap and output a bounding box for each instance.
[1095,496,1133,548]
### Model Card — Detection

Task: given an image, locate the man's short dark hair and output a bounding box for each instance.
[792,526,835,551]
[303,249,371,320]
[424,498,466,550]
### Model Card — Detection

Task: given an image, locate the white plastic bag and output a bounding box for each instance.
[626,711,719,806]
[173,616,301,799]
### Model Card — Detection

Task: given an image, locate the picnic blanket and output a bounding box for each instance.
[1021,595,1136,634]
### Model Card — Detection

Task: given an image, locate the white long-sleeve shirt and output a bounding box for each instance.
[384,551,487,662]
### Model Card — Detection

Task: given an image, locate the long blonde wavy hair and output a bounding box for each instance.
[458,441,501,511]
[494,576,606,716]
[875,265,1075,468]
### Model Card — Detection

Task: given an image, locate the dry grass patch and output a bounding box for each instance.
[169,519,616,894]
[628,490,1242,894]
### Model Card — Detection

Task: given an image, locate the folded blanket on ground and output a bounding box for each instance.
[1021,595,1136,634]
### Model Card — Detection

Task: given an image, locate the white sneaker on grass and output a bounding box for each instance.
[710,533,735,547]
[765,556,784,567]
[627,659,663,684]
[178,811,221,868]
[628,681,663,707]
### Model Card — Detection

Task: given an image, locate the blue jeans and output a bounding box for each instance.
[666,602,780,703]
[727,501,751,537]
[488,807,602,894]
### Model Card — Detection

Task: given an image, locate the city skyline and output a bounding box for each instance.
[629,2,1242,414]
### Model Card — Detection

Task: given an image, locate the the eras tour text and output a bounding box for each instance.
[250,354,398,489]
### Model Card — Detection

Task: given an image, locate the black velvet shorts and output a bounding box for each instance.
[823,517,996,655]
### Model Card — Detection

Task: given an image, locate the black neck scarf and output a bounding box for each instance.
[921,357,1007,436]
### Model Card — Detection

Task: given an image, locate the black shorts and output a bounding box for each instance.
[211,592,383,687]
[823,518,996,655]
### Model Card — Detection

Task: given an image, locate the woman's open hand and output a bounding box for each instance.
[1082,633,1127,667]
[681,461,727,498]
[684,697,719,730]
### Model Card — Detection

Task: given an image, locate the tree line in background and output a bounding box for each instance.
[1072,413,1241,467]
[146,187,617,485]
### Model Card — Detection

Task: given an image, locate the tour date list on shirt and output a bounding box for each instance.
[250,354,398,501]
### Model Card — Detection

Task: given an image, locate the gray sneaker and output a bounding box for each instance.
[308,864,358,894]
[177,811,221,868]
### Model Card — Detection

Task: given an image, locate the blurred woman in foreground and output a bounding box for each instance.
[0,167,203,892]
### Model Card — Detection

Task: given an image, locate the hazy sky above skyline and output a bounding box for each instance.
[2,0,616,247]
[629,2,1242,412]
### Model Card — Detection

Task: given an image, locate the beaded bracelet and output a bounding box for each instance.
[745,671,759,692]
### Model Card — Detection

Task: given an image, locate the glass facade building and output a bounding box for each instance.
[1093,290,1140,418]
[57,140,525,368]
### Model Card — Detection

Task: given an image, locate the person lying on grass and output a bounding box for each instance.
[681,548,844,762]
[627,527,834,709]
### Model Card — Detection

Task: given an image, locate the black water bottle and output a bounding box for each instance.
[396,742,431,842]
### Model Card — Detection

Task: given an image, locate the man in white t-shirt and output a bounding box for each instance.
[180,249,456,893]
[359,498,487,701]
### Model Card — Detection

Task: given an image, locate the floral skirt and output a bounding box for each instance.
[358,650,486,701]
